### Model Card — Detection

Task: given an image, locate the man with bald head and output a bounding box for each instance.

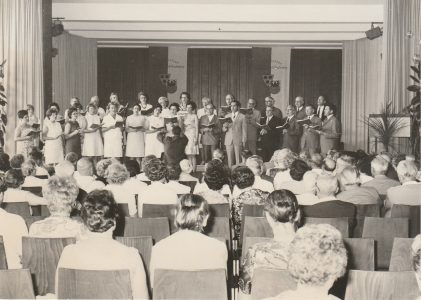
[245,98,261,154]
[263,96,283,119]
[73,158,105,192]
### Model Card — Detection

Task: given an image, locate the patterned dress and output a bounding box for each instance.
[183,113,199,155]
[16,126,34,158]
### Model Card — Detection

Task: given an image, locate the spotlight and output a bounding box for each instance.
[365,22,383,40]
[52,18,65,37]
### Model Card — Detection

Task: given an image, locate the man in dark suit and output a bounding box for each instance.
[294,96,306,151]
[259,106,282,162]
[316,95,326,121]
[315,103,341,155]
[282,105,301,154]
[199,103,221,163]
[302,104,323,155]
[263,96,283,119]
[245,98,261,155]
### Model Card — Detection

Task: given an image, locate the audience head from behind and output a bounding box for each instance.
[204,162,229,192]
[141,155,156,172]
[290,159,312,181]
[322,158,336,174]
[144,158,167,182]
[212,148,225,162]
[5,169,24,189]
[309,153,323,170]
[21,159,37,177]
[28,147,43,167]
[0,152,10,173]
[10,154,24,170]
[299,150,311,162]
[396,160,419,184]
[338,166,361,191]
[412,235,421,287]
[246,156,265,177]
[284,224,347,299]
[232,166,255,190]
[0,174,8,204]
[77,158,94,177]
[265,189,301,234]
[124,160,140,178]
[55,160,75,178]
[370,155,389,177]
[81,190,118,233]
[42,175,79,217]
[96,158,114,179]
[166,164,181,181]
[316,175,339,199]
[65,152,79,167]
[302,171,319,195]
[180,159,193,174]
[105,163,130,185]
[175,194,209,232]
[335,154,356,175]
[241,149,253,162]
[272,148,297,170]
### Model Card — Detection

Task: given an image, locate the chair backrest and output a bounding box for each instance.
[354,204,381,238]
[31,205,51,217]
[209,203,230,218]
[0,236,7,269]
[1,202,31,218]
[24,216,47,230]
[115,236,153,275]
[22,186,43,197]
[57,268,132,299]
[22,237,76,296]
[391,205,421,238]
[142,204,177,234]
[344,270,420,300]
[362,217,409,269]
[251,268,296,300]
[153,269,228,300]
[204,217,231,250]
[178,181,197,193]
[242,217,273,245]
[0,269,35,299]
[123,217,170,243]
[343,238,375,271]
[303,217,349,238]
[242,204,265,218]
[242,237,272,259]
[389,237,414,272]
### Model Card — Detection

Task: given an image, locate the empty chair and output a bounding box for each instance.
[123,217,170,243]
[209,203,230,218]
[22,237,76,295]
[354,204,380,238]
[303,217,350,238]
[251,268,296,300]
[389,238,414,271]
[153,269,228,300]
[57,268,132,299]
[142,204,177,234]
[362,217,409,269]
[391,205,421,237]
[178,181,197,193]
[343,238,375,271]
[344,270,420,300]
[0,236,6,269]
[21,186,42,197]
[115,236,153,274]
[242,217,273,245]
[1,202,31,218]
[0,269,35,299]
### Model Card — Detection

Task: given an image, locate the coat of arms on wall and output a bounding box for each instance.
[262,74,280,94]
[159,74,177,94]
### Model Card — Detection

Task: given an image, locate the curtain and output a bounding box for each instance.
[52,31,97,110]
[271,46,291,111]
[383,0,421,111]
[0,0,44,155]
[341,38,383,152]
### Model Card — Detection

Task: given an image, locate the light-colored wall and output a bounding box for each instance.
[167,46,188,104]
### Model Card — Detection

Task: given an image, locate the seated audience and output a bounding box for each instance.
[54,160,75,178]
[267,224,347,300]
[198,162,230,204]
[231,166,268,239]
[21,159,47,187]
[137,158,178,216]
[3,169,47,205]
[64,152,79,168]
[0,152,10,173]
[272,149,298,184]
[411,235,421,294]
[308,153,323,174]
[362,155,400,198]
[56,190,149,299]
[150,194,228,286]
[179,159,199,182]
[104,163,138,216]
[296,171,320,205]
[334,154,356,175]
[10,154,24,170]
[122,160,147,196]
[231,149,253,170]
[165,164,191,194]
[29,176,86,239]
[321,157,336,175]
[28,147,49,177]
[193,159,231,196]
[336,166,380,205]
[385,160,421,212]
[274,159,312,193]
[95,158,115,184]
[246,156,274,193]
[212,148,225,163]
[73,158,105,192]
[0,174,28,269]
[136,154,156,181]
[239,190,300,295]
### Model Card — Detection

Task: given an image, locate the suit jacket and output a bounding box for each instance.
[302,115,323,151]
[386,182,421,209]
[362,175,400,198]
[316,105,326,120]
[320,115,341,154]
[263,106,283,120]
[224,112,247,146]
[282,116,301,153]
[199,115,221,146]
[245,109,261,142]
[259,116,281,149]
[295,107,307,121]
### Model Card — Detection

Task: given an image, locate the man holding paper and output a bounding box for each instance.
[301,104,322,155]
[199,103,221,163]
[258,106,281,162]
[244,98,261,155]
[315,104,341,155]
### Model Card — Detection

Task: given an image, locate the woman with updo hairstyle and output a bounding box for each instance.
[150,194,228,286]
[3,169,47,206]
[29,175,86,239]
[273,224,347,300]
[21,159,47,187]
[231,166,268,240]
[239,189,300,295]
[198,162,230,204]
[56,189,149,299]
[274,159,311,193]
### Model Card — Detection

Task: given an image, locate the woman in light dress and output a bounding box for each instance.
[14,110,35,158]
[102,102,124,159]
[42,108,64,165]
[82,104,103,162]
[183,102,199,172]
[144,106,164,158]
[125,104,147,165]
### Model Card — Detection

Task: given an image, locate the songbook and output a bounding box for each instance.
[164,117,178,125]
[140,108,154,116]
[79,110,87,116]
[31,123,40,130]
[118,103,129,116]
[240,108,253,115]
[90,123,102,129]
[256,122,270,130]
[129,125,144,130]
[200,123,215,129]
[115,121,125,128]
[296,118,311,125]
[151,126,164,130]
[218,117,233,124]
[220,106,230,116]
[308,124,321,130]
[276,122,290,129]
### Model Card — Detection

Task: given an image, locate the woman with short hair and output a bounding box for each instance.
[102,102,124,159]
[56,190,149,299]
[82,103,104,161]
[3,169,47,206]
[21,159,47,187]
[125,104,147,165]
[43,108,64,165]
[14,110,35,158]
[149,194,228,286]
[29,176,86,239]
[64,107,82,158]
[198,162,229,204]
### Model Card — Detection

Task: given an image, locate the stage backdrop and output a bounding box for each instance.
[289,49,342,119]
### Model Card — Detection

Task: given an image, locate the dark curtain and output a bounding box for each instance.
[187,49,253,110]
[289,49,342,119]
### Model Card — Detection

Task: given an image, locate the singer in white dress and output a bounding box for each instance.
[102,103,123,158]
[125,104,147,160]
[144,106,164,158]
[82,104,103,157]
[42,108,64,165]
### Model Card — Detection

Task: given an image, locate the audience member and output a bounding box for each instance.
[166,164,191,194]
[334,154,356,175]
[322,157,336,175]
[268,224,346,300]
[64,152,79,168]
[179,159,199,182]
[28,148,49,177]
[308,153,323,174]
[21,159,47,187]
[0,174,28,269]
[29,176,86,239]
[239,190,301,295]
[54,160,75,178]
[136,154,156,181]
[3,169,46,205]
[198,162,230,204]
[56,190,149,299]
[95,158,114,184]
[411,235,421,294]
[194,159,231,195]
[212,148,225,163]
[246,156,274,193]
[73,158,105,192]
[272,150,298,184]
[0,152,10,173]
[274,159,311,193]
[296,171,319,205]
[122,160,147,196]
[10,154,24,169]
[231,149,253,170]
[150,194,228,286]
